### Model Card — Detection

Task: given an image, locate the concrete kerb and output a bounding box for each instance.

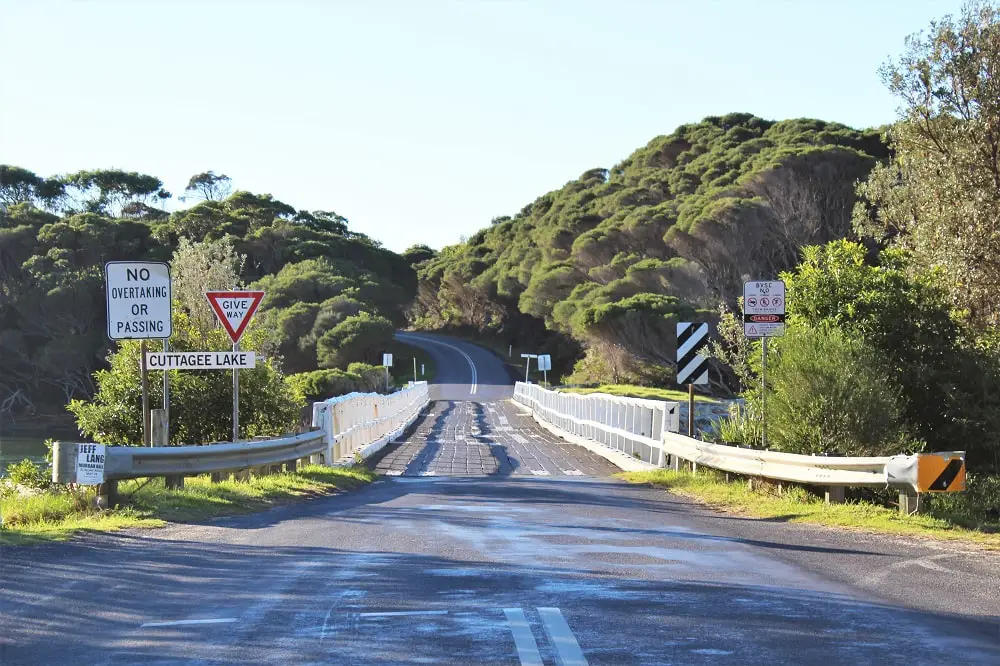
[508,399,657,473]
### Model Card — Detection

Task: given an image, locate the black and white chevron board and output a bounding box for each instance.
[676,322,709,385]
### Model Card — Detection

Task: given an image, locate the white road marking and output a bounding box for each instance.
[400,334,478,395]
[563,470,584,476]
[141,618,238,628]
[538,607,588,666]
[359,610,449,618]
[419,471,437,476]
[503,608,544,666]
[385,470,403,476]
[863,552,961,585]
[510,434,528,443]
[530,470,551,476]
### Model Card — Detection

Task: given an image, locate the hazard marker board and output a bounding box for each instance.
[205,291,265,344]
[917,452,966,492]
[677,322,710,385]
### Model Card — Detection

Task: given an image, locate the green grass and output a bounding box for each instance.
[621,468,1000,548]
[562,384,722,403]
[0,465,376,545]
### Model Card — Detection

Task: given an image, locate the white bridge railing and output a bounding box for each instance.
[512,382,955,499]
[312,381,429,463]
[513,381,680,466]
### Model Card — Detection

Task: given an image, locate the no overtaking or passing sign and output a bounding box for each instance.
[743,280,786,338]
[105,262,172,340]
[205,291,265,344]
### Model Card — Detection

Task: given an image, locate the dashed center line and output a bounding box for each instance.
[141,618,238,628]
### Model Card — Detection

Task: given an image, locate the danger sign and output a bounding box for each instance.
[743,281,786,338]
[205,291,265,344]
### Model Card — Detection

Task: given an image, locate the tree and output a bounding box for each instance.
[62,169,170,217]
[854,0,1000,328]
[183,171,232,202]
[68,310,302,445]
[170,237,246,341]
[0,165,64,210]
[316,312,395,369]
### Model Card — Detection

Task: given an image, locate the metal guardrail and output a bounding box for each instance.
[53,431,326,483]
[514,381,680,466]
[53,381,430,485]
[513,382,965,503]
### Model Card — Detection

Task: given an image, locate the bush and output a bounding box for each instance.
[5,459,49,491]
[69,309,304,445]
[926,474,1000,530]
[766,326,917,456]
[287,368,365,403]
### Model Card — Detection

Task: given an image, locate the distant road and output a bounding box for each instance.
[395,331,514,401]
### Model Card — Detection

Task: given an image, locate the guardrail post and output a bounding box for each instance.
[899,489,922,516]
[98,480,120,509]
[825,486,845,504]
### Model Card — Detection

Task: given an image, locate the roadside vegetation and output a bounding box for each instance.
[623,469,1000,548]
[560,384,719,403]
[0,461,376,546]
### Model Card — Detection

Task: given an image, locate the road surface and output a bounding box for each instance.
[2,334,999,664]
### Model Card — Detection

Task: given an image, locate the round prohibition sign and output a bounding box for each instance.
[772,297,783,308]
[760,297,770,307]
[747,296,758,308]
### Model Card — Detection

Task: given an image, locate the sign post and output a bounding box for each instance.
[520,353,537,383]
[206,291,265,442]
[743,281,786,448]
[105,261,172,446]
[538,354,552,386]
[413,356,417,384]
[383,353,393,392]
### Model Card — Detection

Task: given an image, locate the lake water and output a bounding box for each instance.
[0,437,50,475]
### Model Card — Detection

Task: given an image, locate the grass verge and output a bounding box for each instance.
[621,468,1000,549]
[562,384,722,403]
[0,465,376,546]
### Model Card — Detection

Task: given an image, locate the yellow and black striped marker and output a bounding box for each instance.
[917,452,966,492]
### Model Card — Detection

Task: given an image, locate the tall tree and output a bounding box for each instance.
[183,171,232,202]
[854,0,1000,328]
[62,169,170,217]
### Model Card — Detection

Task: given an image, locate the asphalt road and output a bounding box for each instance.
[2,335,999,664]
[395,331,514,401]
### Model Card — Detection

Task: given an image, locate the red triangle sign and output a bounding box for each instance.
[205,291,265,344]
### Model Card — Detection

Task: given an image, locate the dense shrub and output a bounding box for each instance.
[766,326,916,456]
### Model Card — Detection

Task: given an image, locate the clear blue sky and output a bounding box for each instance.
[0,0,965,253]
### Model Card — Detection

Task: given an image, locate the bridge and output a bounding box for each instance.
[2,332,998,664]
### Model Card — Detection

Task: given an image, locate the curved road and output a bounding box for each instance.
[2,335,999,664]
[395,331,515,401]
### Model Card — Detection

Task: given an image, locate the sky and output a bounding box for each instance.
[0,0,967,253]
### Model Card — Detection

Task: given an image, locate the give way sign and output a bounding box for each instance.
[205,291,265,344]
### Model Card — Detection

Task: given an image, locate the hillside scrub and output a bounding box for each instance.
[411,114,888,385]
[0,177,415,421]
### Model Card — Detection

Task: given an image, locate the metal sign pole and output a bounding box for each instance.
[413,356,417,384]
[232,341,240,442]
[525,360,530,383]
[688,383,695,438]
[141,339,150,446]
[162,338,169,444]
[761,337,768,449]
